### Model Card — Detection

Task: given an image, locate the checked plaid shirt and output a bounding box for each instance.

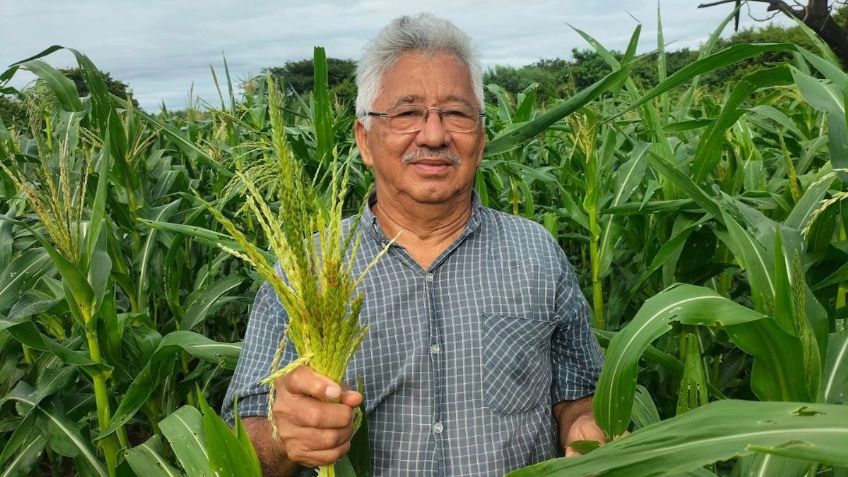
[222,194,604,476]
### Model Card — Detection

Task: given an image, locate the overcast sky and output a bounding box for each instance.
[0,1,792,111]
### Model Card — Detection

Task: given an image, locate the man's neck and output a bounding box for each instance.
[372,192,474,268]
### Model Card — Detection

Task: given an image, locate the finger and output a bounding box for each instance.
[288,440,352,467]
[277,394,356,429]
[565,446,581,458]
[278,366,342,401]
[299,425,356,452]
[339,388,363,408]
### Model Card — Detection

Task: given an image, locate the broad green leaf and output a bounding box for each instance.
[737,453,812,477]
[631,216,709,292]
[724,317,810,402]
[83,137,112,275]
[7,221,95,323]
[0,203,19,272]
[823,333,848,404]
[791,66,848,172]
[509,400,848,477]
[136,199,182,309]
[676,331,708,415]
[604,198,696,216]
[631,385,660,430]
[771,232,820,400]
[692,66,793,182]
[0,320,111,376]
[594,284,766,437]
[100,332,241,439]
[180,274,245,331]
[647,153,723,221]
[598,142,649,277]
[312,46,334,165]
[140,218,272,263]
[718,211,774,313]
[7,291,63,321]
[86,227,112,323]
[0,410,39,466]
[125,435,184,477]
[625,43,800,116]
[0,249,51,314]
[159,406,211,477]
[200,393,261,477]
[784,172,834,230]
[6,399,107,477]
[18,59,83,112]
[485,65,630,156]
[139,112,232,177]
[0,434,45,477]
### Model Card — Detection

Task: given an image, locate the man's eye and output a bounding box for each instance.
[444,109,472,119]
[393,110,420,118]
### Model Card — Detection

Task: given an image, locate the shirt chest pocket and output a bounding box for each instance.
[482,313,556,415]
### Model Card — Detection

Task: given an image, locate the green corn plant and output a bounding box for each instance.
[192,69,388,477]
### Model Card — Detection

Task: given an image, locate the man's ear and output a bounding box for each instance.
[354,119,373,167]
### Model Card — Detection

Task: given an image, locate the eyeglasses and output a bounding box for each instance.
[365,104,484,134]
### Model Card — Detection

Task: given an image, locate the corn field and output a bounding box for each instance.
[1,11,847,477]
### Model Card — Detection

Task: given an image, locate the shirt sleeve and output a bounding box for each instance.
[550,251,604,403]
[221,279,298,424]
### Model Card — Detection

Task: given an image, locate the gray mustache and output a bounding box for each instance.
[402,149,461,165]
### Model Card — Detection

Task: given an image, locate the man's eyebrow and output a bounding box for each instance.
[389,95,477,107]
[391,95,419,106]
[443,95,475,107]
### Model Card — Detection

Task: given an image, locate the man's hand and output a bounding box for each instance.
[271,365,363,467]
[553,395,607,457]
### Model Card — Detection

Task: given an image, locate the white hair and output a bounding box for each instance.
[355,13,484,129]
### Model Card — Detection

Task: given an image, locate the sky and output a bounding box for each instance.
[0,1,792,111]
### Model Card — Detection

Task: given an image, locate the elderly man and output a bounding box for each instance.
[222,13,605,476]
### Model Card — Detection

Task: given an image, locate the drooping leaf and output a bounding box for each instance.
[594,284,766,437]
[125,435,184,477]
[509,400,848,477]
[159,406,211,477]
[100,332,241,439]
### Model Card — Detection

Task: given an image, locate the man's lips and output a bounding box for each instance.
[409,159,453,174]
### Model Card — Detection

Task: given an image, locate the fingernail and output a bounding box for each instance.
[326,385,341,399]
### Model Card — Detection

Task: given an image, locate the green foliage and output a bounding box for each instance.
[1,13,847,477]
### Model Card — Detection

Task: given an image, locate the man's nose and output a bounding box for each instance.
[415,109,450,147]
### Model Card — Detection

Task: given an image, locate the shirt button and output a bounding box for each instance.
[426,273,434,282]
[430,344,441,354]
[433,422,444,434]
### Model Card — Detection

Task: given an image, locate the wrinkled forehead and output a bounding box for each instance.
[377,51,476,106]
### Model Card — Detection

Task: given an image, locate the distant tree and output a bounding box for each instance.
[265,58,357,105]
[699,0,848,68]
[58,67,139,108]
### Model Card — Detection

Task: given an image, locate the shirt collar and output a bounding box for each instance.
[363,191,483,246]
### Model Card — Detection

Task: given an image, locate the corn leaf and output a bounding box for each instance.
[199,394,261,477]
[159,406,211,477]
[593,284,766,437]
[485,65,631,156]
[509,400,848,477]
[99,332,241,439]
[823,332,848,404]
[180,274,246,331]
[125,435,184,477]
[0,249,52,314]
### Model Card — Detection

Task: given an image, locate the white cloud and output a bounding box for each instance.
[0,0,793,110]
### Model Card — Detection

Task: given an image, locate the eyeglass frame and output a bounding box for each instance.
[364,103,485,134]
